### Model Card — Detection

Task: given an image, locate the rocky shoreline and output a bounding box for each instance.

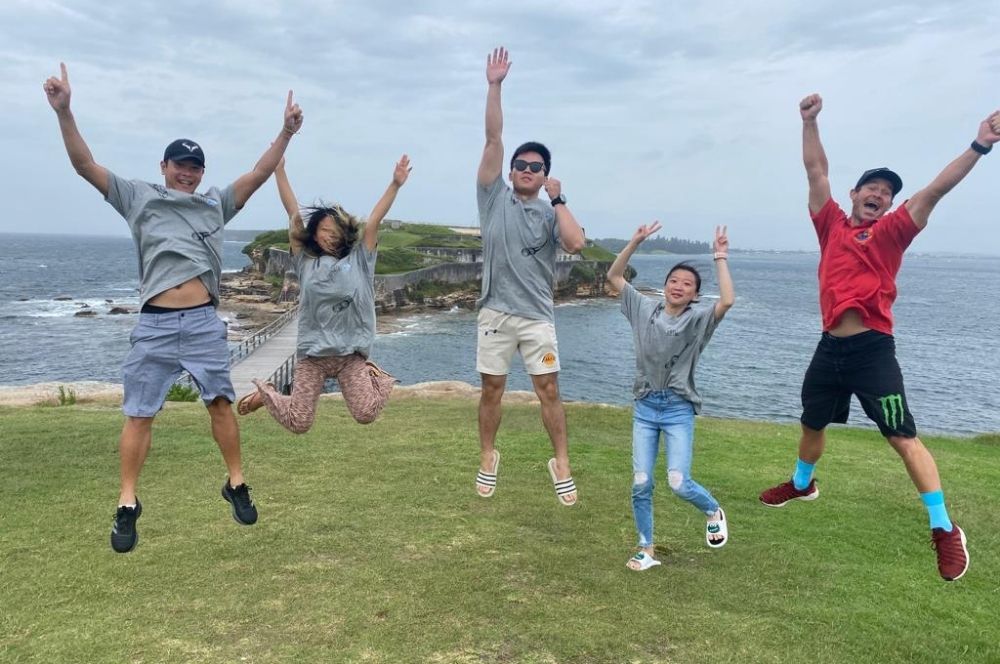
[0,379,550,408]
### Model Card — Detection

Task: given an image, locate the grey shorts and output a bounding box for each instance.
[122,306,234,417]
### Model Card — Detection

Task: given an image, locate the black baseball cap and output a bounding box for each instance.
[163,139,205,167]
[855,167,902,197]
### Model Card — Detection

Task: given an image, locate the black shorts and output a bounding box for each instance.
[800,331,917,438]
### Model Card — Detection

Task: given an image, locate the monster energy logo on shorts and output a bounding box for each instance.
[878,393,904,429]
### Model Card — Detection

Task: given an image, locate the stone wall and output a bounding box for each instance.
[263,247,610,308]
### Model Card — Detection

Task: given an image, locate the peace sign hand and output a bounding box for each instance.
[632,221,663,245]
[713,225,729,256]
[44,62,71,112]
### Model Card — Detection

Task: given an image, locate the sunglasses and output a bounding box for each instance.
[512,159,545,174]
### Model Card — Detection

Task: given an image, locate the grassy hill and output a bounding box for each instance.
[241,222,616,276]
[3,398,994,663]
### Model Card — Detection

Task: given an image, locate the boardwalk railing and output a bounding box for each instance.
[229,304,299,366]
[267,353,298,396]
[177,305,299,390]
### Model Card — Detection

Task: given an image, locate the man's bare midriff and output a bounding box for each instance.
[828,309,871,337]
[147,277,211,308]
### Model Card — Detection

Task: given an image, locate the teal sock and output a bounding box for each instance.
[792,459,815,491]
[920,490,952,531]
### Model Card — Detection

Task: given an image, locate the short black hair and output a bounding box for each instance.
[665,262,702,294]
[511,141,551,175]
[297,203,360,259]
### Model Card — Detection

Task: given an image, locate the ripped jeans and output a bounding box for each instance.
[631,389,719,548]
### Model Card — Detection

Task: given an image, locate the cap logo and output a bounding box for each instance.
[181,142,201,153]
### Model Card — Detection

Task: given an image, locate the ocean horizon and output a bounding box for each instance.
[2,232,998,436]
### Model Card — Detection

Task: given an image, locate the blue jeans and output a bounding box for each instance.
[631,390,719,547]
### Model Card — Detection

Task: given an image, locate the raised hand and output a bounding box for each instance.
[632,221,663,244]
[43,62,71,112]
[393,154,412,187]
[486,47,511,85]
[977,110,1000,146]
[800,93,822,121]
[284,90,303,135]
[713,225,729,256]
[543,177,561,201]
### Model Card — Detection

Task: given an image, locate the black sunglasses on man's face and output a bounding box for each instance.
[512,159,545,174]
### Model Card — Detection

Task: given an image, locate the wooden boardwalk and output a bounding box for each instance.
[229,318,298,399]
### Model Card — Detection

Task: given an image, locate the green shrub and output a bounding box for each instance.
[165,384,199,402]
[57,386,76,406]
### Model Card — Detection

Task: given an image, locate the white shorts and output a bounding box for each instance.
[476,307,560,376]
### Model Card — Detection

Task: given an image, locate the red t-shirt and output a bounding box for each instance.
[812,198,920,335]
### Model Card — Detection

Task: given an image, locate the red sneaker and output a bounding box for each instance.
[759,479,819,507]
[931,524,969,581]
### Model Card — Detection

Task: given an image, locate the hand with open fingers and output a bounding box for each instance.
[544,177,561,201]
[43,62,71,112]
[978,110,1000,146]
[486,46,511,84]
[800,93,822,121]
[284,90,303,136]
[632,221,663,245]
[714,225,729,257]
[393,154,412,187]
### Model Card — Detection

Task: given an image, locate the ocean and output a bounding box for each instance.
[2,233,998,436]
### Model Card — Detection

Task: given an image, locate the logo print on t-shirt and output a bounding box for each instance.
[854,229,872,243]
[521,237,549,257]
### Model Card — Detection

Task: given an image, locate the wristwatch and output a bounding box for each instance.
[550,194,567,207]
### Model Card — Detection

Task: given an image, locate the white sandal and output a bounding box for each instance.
[475,449,500,498]
[706,507,728,549]
[626,551,662,571]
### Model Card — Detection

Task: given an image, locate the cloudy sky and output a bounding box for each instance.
[4,0,1000,253]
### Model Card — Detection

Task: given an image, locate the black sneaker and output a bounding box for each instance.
[110,497,142,553]
[222,480,258,525]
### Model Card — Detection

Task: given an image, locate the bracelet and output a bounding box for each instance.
[283,127,298,137]
[713,252,728,260]
[971,140,992,155]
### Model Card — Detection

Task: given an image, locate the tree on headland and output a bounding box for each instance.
[593,236,710,254]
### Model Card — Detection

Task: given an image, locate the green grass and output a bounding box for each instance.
[1,400,996,663]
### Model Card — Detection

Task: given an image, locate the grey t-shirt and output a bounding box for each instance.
[295,242,377,359]
[476,176,560,322]
[105,171,238,307]
[621,283,721,412]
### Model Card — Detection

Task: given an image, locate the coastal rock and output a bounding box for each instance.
[54,295,73,301]
[74,310,97,317]
[108,306,133,315]
[230,294,272,304]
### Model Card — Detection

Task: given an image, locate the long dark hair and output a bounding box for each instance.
[296,203,360,259]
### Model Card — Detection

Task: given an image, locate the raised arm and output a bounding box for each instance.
[274,157,305,256]
[477,47,510,187]
[363,155,412,251]
[44,63,109,197]
[712,225,734,320]
[904,111,1000,230]
[544,178,586,254]
[232,90,304,209]
[607,221,662,292]
[800,94,831,214]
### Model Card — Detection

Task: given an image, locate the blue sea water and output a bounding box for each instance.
[2,232,998,435]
